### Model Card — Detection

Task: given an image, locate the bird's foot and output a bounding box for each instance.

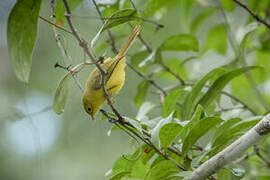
[107,97,115,105]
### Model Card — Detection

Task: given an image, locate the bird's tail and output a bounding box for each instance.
[116,26,140,59]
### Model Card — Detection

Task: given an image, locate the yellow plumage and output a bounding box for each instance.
[82,26,140,119]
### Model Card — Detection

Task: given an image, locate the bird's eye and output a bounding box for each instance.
[88,107,92,112]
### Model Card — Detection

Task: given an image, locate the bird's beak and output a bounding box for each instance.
[91,114,95,120]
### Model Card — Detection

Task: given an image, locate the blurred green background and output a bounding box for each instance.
[0,0,261,179]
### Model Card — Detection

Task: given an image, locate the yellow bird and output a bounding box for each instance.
[83,26,141,120]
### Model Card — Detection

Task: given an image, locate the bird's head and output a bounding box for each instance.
[82,91,103,120]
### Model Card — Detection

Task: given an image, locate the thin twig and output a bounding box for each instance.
[91,0,118,54]
[126,62,167,96]
[160,62,185,85]
[233,0,270,30]
[39,15,72,34]
[50,0,84,92]
[254,145,270,168]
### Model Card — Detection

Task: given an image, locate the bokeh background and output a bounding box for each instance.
[0,0,259,179]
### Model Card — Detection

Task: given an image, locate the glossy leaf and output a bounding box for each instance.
[7,0,42,83]
[182,117,223,155]
[198,66,261,108]
[161,34,199,52]
[53,73,72,114]
[134,80,149,107]
[159,123,183,148]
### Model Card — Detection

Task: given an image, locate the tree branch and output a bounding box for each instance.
[189,113,270,180]
[233,0,270,30]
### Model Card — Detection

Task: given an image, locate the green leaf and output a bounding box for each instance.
[145,160,179,180]
[55,0,83,25]
[101,2,119,18]
[181,105,205,141]
[162,88,185,117]
[161,34,199,52]
[198,66,261,108]
[212,118,260,148]
[7,0,42,83]
[159,123,183,148]
[53,73,72,114]
[102,9,137,32]
[221,0,235,11]
[217,168,231,180]
[231,74,264,114]
[191,9,215,34]
[182,117,223,155]
[111,156,134,177]
[212,118,242,143]
[209,117,260,156]
[134,80,149,107]
[109,171,130,180]
[91,9,138,47]
[151,113,174,147]
[204,24,227,55]
[130,160,150,179]
[182,68,226,120]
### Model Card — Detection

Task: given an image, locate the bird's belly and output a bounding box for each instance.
[106,64,125,95]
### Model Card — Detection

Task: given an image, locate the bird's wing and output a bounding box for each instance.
[90,57,123,90]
